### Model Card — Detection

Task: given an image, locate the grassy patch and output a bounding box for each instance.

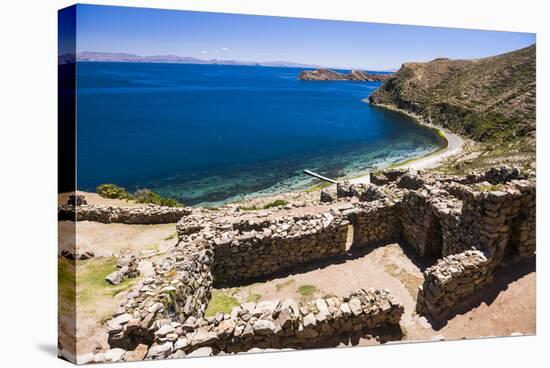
[240,205,259,211]
[205,290,240,317]
[58,257,76,314]
[297,284,317,298]
[163,232,177,241]
[275,279,295,291]
[146,243,160,251]
[262,199,289,209]
[246,292,262,303]
[476,183,505,192]
[77,257,138,306]
[304,182,332,193]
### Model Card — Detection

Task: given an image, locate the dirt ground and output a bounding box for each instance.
[58,221,177,257]
[215,242,536,345]
[58,221,178,356]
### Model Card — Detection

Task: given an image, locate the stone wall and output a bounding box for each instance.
[95,288,403,362]
[416,250,493,319]
[107,240,214,350]
[187,211,350,285]
[344,199,400,248]
[58,204,191,224]
[398,179,536,264]
[95,166,535,361]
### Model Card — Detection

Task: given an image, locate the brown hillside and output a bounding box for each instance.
[369,45,536,142]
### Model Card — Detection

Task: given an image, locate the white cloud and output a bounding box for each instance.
[200,50,208,54]
[221,47,229,51]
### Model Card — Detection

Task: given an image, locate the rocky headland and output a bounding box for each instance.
[369,45,536,143]
[299,68,393,81]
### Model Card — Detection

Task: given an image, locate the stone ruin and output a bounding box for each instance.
[58,199,191,224]
[71,166,535,363]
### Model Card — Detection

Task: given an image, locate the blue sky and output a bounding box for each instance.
[74,4,535,70]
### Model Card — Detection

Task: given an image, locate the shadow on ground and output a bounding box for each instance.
[426,257,536,330]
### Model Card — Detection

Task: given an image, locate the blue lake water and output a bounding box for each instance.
[76,62,441,205]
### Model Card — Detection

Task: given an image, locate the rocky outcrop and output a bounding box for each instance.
[299,69,392,82]
[369,45,536,142]
[105,256,140,285]
[58,203,191,224]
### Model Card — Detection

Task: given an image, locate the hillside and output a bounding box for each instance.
[369,45,536,143]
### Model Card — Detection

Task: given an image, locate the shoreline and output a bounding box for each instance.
[347,102,465,184]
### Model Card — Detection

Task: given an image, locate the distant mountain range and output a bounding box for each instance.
[59,51,323,69]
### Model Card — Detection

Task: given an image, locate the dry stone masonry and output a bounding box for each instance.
[416,250,493,319]
[58,201,191,224]
[176,208,354,285]
[99,288,402,362]
[86,165,534,362]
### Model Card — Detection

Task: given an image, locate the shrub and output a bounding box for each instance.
[262,199,289,209]
[96,184,132,200]
[133,189,183,207]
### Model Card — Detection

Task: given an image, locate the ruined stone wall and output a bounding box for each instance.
[133,288,402,360]
[107,240,214,350]
[399,179,536,264]
[460,180,536,265]
[416,250,493,319]
[345,199,400,248]
[58,204,191,224]
[209,212,349,285]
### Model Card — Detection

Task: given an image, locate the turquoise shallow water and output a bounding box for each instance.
[76,62,441,205]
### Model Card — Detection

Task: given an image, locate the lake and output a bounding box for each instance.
[76,62,441,205]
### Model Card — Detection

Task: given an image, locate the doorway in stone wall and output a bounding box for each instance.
[424,215,443,259]
[505,214,524,261]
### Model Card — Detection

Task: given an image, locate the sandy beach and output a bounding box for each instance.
[349,103,465,185]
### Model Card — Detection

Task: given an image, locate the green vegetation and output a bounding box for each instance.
[370,44,535,150]
[476,183,505,192]
[246,293,262,303]
[95,184,184,207]
[77,257,138,304]
[58,257,76,314]
[262,199,289,209]
[146,243,159,251]
[205,290,240,317]
[96,183,132,200]
[275,279,295,291]
[297,284,317,298]
[239,199,289,211]
[304,181,332,193]
[133,189,183,207]
[164,232,177,241]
